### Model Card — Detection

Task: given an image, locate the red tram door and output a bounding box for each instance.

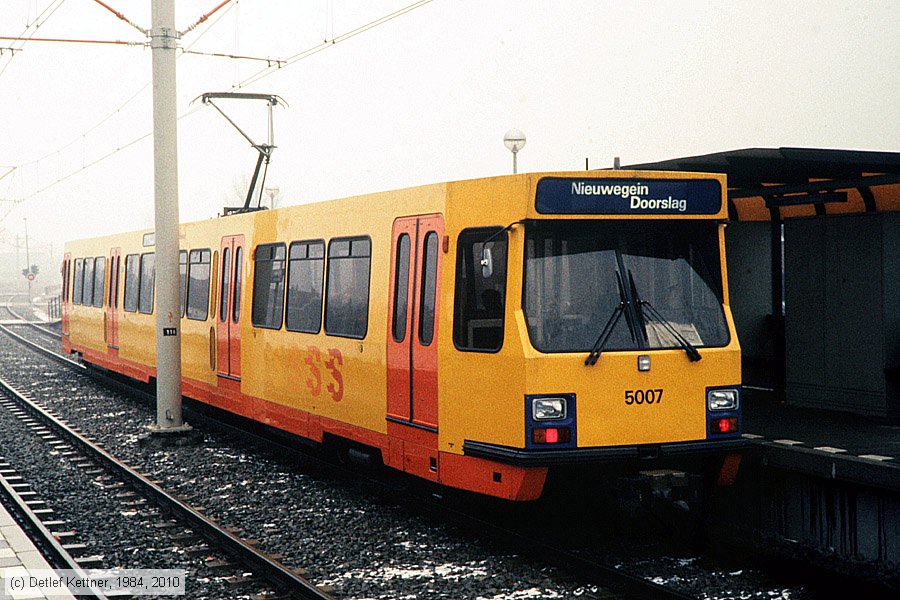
[217,235,244,380]
[387,214,445,431]
[105,248,121,349]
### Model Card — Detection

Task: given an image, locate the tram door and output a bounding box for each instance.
[387,214,445,430]
[105,247,120,349]
[217,235,244,380]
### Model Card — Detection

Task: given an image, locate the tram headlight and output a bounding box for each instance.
[707,388,739,411]
[532,397,567,421]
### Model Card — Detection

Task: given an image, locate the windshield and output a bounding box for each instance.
[524,220,729,353]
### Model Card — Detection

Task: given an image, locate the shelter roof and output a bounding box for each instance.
[624,147,900,220]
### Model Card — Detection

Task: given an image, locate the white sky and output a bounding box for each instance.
[1,0,898,266]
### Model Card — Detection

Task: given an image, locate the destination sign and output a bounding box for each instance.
[535,177,723,215]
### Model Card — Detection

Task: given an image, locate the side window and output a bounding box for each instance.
[109,256,119,308]
[139,252,155,314]
[391,234,411,342]
[73,258,84,305]
[418,232,439,345]
[93,256,106,308]
[233,247,243,323]
[219,247,230,322]
[124,254,140,312]
[179,250,187,317]
[82,258,95,308]
[285,240,325,333]
[62,260,70,303]
[251,243,286,329]
[325,236,371,339]
[453,227,508,352]
[186,249,211,320]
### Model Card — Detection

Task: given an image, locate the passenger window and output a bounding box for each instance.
[179,250,187,316]
[251,243,286,329]
[391,234,411,342]
[220,247,230,322]
[73,258,84,305]
[233,247,242,323]
[109,256,119,308]
[139,253,155,314]
[93,257,106,308]
[453,227,508,352]
[325,236,371,339]
[187,249,211,320]
[62,260,70,303]
[286,240,325,333]
[419,232,438,345]
[124,254,140,312]
[82,258,95,307]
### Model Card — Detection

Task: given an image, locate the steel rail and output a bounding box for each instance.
[0,315,698,599]
[0,321,82,370]
[0,374,333,600]
[0,464,108,599]
[1,297,62,340]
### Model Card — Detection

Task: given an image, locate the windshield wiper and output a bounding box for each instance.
[628,271,702,362]
[585,270,628,366]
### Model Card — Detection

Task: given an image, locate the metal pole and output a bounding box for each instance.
[15,234,20,293]
[149,0,189,433]
[24,218,31,303]
[512,151,518,174]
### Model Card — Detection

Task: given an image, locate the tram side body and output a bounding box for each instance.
[62,172,743,501]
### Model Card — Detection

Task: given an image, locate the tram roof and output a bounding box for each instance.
[623,147,900,221]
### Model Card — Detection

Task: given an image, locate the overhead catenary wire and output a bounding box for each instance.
[0,36,143,46]
[235,0,434,89]
[14,0,237,176]
[6,0,436,206]
[0,0,68,79]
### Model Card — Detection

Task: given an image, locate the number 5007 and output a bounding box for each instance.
[625,389,663,405]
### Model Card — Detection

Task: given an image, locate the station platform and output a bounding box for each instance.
[0,503,74,600]
[742,389,900,492]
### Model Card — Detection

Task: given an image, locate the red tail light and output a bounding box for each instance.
[714,417,738,434]
[532,427,571,444]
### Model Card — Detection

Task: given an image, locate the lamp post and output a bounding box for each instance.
[503,129,526,174]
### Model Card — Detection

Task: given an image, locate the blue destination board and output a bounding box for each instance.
[535,177,723,215]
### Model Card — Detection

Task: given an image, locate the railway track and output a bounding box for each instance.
[0,309,707,600]
[0,317,333,598]
[1,303,829,598]
[0,458,107,599]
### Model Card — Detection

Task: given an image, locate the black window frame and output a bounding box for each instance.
[452,227,508,353]
[109,255,120,309]
[124,254,140,313]
[62,259,70,303]
[285,239,325,334]
[82,257,95,308]
[233,246,243,324]
[418,231,439,346]
[251,242,287,330]
[324,236,372,340]
[391,234,412,342]
[186,248,212,321]
[138,252,155,315]
[72,258,85,305]
[220,247,231,322]
[92,256,106,308]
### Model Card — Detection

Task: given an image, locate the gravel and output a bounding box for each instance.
[0,326,825,599]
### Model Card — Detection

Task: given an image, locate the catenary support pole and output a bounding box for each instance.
[149,0,189,434]
[24,218,32,303]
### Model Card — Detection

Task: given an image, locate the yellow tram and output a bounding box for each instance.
[62,171,743,500]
